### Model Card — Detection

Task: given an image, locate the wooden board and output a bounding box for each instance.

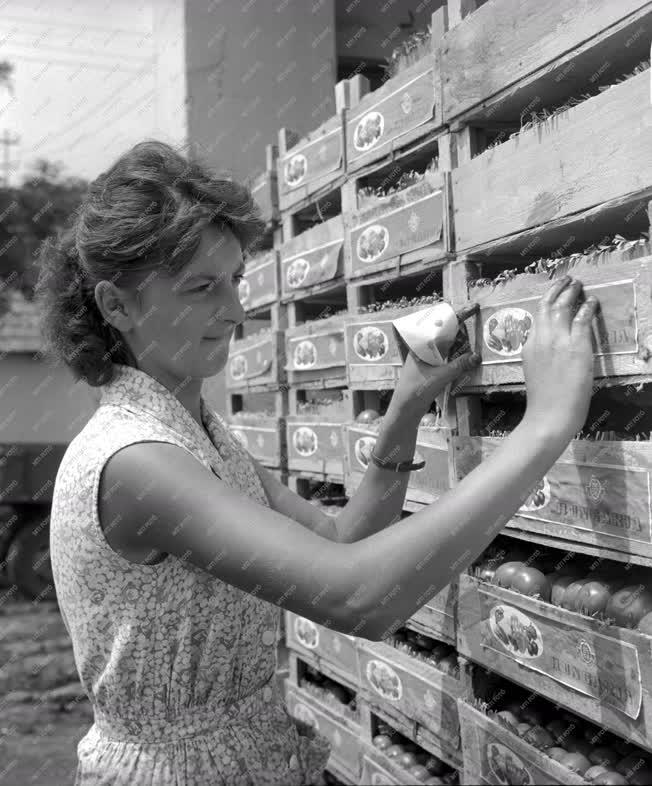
[356,639,462,766]
[442,0,652,122]
[359,750,403,786]
[458,701,588,786]
[454,436,652,562]
[346,170,449,281]
[406,580,458,647]
[286,419,345,477]
[278,114,345,215]
[285,611,360,690]
[284,680,362,782]
[457,574,652,751]
[239,250,279,312]
[345,54,441,174]
[455,250,652,387]
[225,330,285,392]
[227,417,283,467]
[285,313,347,388]
[453,70,652,252]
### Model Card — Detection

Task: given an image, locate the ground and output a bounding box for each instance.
[0,598,91,786]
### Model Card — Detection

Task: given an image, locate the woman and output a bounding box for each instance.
[38,140,599,786]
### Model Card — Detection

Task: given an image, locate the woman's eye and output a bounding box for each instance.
[233,274,244,284]
[193,282,214,292]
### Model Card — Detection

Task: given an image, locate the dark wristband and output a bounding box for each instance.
[369,450,426,472]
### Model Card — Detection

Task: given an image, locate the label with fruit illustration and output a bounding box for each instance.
[287,328,345,372]
[352,325,390,362]
[281,125,343,191]
[294,616,319,650]
[478,588,642,718]
[281,239,343,294]
[479,280,638,364]
[347,68,435,165]
[292,426,318,457]
[349,189,443,272]
[488,604,543,660]
[242,254,277,309]
[228,340,274,383]
[481,738,547,785]
[353,436,377,469]
[228,424,279,464]
[456,438,651,545]
[365,659,403,700]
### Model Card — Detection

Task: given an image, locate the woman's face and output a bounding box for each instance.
[108,223,247,380]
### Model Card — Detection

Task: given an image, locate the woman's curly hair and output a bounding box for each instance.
[34,139,265,387]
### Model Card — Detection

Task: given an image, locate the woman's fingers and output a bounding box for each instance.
[538,275,573,312]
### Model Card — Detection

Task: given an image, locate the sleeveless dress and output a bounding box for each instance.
[49,362,332,786]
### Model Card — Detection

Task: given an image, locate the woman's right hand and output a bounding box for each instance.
[521,275,600,440]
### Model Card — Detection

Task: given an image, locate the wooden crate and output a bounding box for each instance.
[247,143,279,230]
[225,330,285,392]
[406,580,458,647]
[441,0,652,125]
[279,214,345,302]
[285,313,347,388]
[277,79,353,217]
[344,8,448,175]
[453,436,652,566]
[227,417,284,468]
[239,249,279,313]
[285,611,360,691]
[284,679,362,783]
[359,749,404,786]
[343,165,451,283]
[457,573,652,752]
[458,701,587,786]
[356,639,463,769]
[286,418,346,479]
[451,68,652,255]
[454,246,652,390]
[343,422,451,505]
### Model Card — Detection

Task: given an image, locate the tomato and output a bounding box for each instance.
[547,747,568,763]
[408,765,431,782]
[398,752,418,769]
[559,752,591,775]
[437,654,459,677]
[566,738,593,757]
[545,720,569,743]
[576,581,613,617]
[386,744,405,758]
[590,773,629,785]
[585,766,610,781]
[477,562,497,582]
[496,710,520,728]
[425,756,447,776]
[372,734,392,751]
[355,408,380,424]
[550,575,578,606]
[589,748,620,768]
[615,754,650,776]
[329,685,349,704]
[605,585,652,628]
[420,412,439,428]
[636,611,652,634]
[492,561,526,589]
[524,726,555,748]
[516,722,532,737]
[561,579,589,610]
[511,567,552,602]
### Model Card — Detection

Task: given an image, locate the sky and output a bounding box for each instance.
[0,0,185,185]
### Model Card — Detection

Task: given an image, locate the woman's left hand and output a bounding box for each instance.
[392,303,481,415]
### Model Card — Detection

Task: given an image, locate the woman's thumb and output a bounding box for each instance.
[449,351,481,374]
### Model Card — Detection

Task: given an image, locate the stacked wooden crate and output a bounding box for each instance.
[241,1,652,782]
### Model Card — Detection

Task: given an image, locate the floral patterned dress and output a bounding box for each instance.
[49,362,331,786]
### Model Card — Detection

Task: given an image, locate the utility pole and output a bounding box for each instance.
[0,130,19,187]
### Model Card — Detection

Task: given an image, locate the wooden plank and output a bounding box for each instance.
[406,580,458,647]
[453,70,652,251]
[442,0,652,122]
[285,313,348,388]
[455,250,652,387]
[225,330,286,392]
[227,417,284,467]
[239,249,279,312]
[457,574,652,751]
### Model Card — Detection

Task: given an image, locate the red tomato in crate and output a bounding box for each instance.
[590,773,629,785]
[547,747,568,763]
[355,409,380,424]
[437,654,459,677]
[386,744,404,758]
[576,581,613,617]
[566,738,593,757]
[550,574,578,607]
[585,765,610,781]
[398,752,418,769]
[424,755,447,776]
[559,752,591,775]
[408,765,431,782]
[516,722,532,737]
[561,579,589,611]
[420,412,440,428]
[372,734,392,751]
[605,586,652,628]
[524,726,555,748]
[511,567,551,602]
[589,748,620,768]
[545,719,569,743]
[492,561,526,589]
